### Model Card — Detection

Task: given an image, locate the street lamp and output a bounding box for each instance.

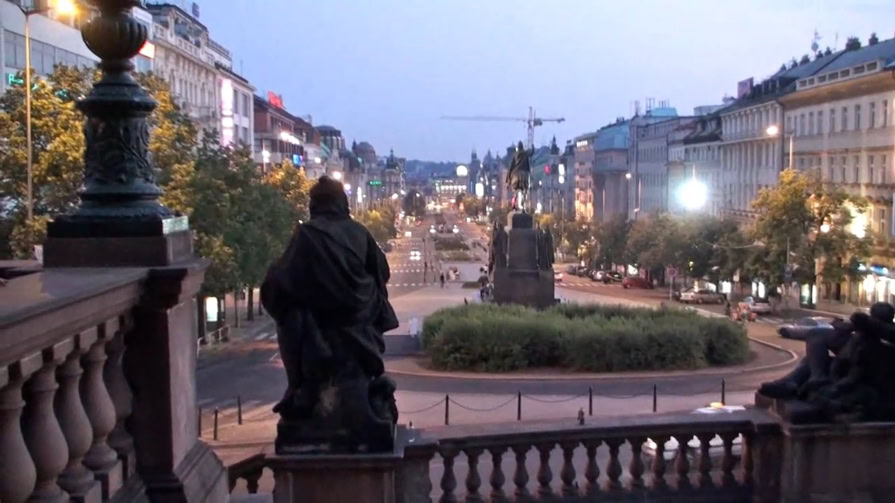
[767,124,793,171]
[13,0,78,222]
[332,171,343,181]
[261,149,271,172]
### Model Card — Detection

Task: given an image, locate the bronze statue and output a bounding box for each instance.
[488,222,508,274]
[506,141,531,211]
[759,302,895,422]
[261,176,399,453]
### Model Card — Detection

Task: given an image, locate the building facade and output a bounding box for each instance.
[1,0,99,94]
[682,114,723,216]
[629,112,692,217]
[253,94,304,170]
[573,132,598,220]
[593,119,630,223]
[779,36,895,307]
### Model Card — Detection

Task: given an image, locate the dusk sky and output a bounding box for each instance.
[200,0,895,162]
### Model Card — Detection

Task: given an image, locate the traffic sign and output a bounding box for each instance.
[666,266,678,279]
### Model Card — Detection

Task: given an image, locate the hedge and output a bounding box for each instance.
[421,303,750,372]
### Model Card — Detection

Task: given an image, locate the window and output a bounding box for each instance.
[809,111,815,135]
[841,69,851,77]
[870,102,876,128]
[818,110,824,134]
[841,156,847,182]
[827,156,833,180]
[885,100,890,128]
[884,155,889,184]
[243,94,250,118]
[854,155,861,183]
[799,113,806,136]
[4,30,26,70]
[868,62,878,71]
[869,155,875,184]
[786,116,793,134]
[855,104,862,130]
[842,107,848,131]
[830,109,836,133]
[799,158,805,169]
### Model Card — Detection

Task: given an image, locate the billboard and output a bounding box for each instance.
[268,91,284,109]
[737,78,754,99]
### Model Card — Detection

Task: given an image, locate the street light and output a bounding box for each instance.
[261,149,271,172]
[332,171,343,181]
[767,124,793,171]
[13,0,78,222]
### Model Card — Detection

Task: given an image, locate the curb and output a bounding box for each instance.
[385,338,798,382]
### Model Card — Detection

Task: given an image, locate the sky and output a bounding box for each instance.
[199,0,895,162]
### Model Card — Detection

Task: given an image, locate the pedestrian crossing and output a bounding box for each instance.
[387,283,423,288]
[252,330,276,341]
[390,268,423,273]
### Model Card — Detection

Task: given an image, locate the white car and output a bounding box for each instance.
[739,296,772,314]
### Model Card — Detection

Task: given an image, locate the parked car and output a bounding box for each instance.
[554,271,563,283]
[602,271,623,284]
[591,270,604,282]
[739,296,772,314]
[565,265,579,274]
[576,266,591,277]
[777,316,837,340]
[680,288,726,304]
[622,276,653,289]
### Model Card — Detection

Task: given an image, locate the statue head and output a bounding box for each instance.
[310,176,350,219]
[870,302,895,324]
[516,141,525,152]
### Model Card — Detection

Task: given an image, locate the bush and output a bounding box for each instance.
[422,303,749,372]
[433,236,469,251]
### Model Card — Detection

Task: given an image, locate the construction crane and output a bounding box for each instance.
[441,107,565,149]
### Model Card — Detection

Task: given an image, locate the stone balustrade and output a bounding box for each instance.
[0,266,229,502]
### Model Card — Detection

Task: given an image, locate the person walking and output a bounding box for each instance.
[439,272,445,288]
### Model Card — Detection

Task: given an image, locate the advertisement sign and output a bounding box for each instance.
[268,91,284,109]
[737,78,754,99]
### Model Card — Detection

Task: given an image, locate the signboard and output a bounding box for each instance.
[268,91,284,109]
[737,78,754,99]
[666,266,678,279]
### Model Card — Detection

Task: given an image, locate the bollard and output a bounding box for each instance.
[237,395,243,425]
[197,407,202,436]
[213,408,219,441]
[444,394,450,426]
[721,379,726,405]
[588,386,593,416]
[517,391,522,421]
[652,384,658,413]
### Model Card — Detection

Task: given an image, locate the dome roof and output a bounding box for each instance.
[354,141,376,157]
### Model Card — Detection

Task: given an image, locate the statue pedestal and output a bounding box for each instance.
[492,212,555,308]
[270,427,410,503]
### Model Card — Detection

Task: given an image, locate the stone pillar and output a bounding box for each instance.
[81,334,122,500]
[22,352,69,502]
[104,327,135,479]
[124,265,229,503]
[0,367,37,503]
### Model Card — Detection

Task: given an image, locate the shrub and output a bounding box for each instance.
[433,236,469,251]
[423,303,749,372]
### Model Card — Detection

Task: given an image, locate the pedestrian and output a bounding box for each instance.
[439,272,445,288]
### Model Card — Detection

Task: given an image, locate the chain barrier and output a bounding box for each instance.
[448,395,517,412]
[521,392,588,403]
[398,397,447,414]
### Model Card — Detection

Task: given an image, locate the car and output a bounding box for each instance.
[739,296,772,314]
[566,265,579,274]
[622,276,653,289]
[577,266,592,278]
[591,270,605,282]
[554,271,563,283]
[777,316,837,340]
[602,271,623,284]
[680,288,726,304]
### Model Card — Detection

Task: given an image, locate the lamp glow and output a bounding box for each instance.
[625,172,632,180]
[766,125,779,136]
[331,171,343,181]
[55,0,77,15]
[456,165,468,177]
[678,178,708,211]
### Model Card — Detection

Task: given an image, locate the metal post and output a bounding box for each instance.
[721,379,727,405]
[213,408,219,441]
[652,384,658,413]
[588,386,593,416]
[444,394,450,426]
[237,395,243,425]
[517,391,522,421]
[24,14,33,222]
[197,407,202,435]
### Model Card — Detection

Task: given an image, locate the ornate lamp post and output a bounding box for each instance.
[45,0,191,267]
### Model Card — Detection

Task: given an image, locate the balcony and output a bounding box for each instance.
[0,266,228,502]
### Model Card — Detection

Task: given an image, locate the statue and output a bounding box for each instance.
[759,302,895,422]
[538,227,555,270]
[261,176,399,453]
[506,141,531,211]
[488,222,508,274]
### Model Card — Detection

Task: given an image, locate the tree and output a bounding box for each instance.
[594,215,629,269]
[750,168,870,290]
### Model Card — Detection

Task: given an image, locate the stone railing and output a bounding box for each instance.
[227,409,783,502]
[0,267,228,502]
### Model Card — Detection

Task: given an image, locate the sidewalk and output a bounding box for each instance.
[386,283,481,335]
[198,288,275,366]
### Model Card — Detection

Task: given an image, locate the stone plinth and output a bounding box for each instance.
[780,421,895,503]
[270,428,409,503]
[45,223,193,268]
[493,268,555,308]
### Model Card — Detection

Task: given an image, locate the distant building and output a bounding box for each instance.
[253,94,304,170]
[778,34,895,308]
[628,104,693,217]
[593,119,630,222]
[0,1,99,94]
[667,114,723,217]
[573,131,599,220]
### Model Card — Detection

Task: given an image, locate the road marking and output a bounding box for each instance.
[253,331,271,341]
[269,351,280,362]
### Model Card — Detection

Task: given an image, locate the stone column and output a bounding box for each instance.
[104,326,135,479]
[22,352,69,502]
[124,265,228,502]
[81,336,122,499]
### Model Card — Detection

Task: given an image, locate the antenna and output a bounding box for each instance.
[811,29,821,53]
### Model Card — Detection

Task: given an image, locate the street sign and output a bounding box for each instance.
[666,267,678,279]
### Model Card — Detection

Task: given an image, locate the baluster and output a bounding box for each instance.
[628,436,646,490]
[104,326,135,478]
[245,469,262,494]
[535,443,554,498]
[696,433,715,489]
[511,444,530,500]
[55,346,98,499]
[719,432,738,488]
[81,338,121,498]
[487,447,507,503]
[438,447,458,503]
[742,432,754,489]
[559,441,578,498]
[0,372,37,503]
[22,353,69,502]
[583,440,601,497]
[675,435,692,492]
[604,438,623,493]
[463,447,483,503]
[649,436,669,491]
